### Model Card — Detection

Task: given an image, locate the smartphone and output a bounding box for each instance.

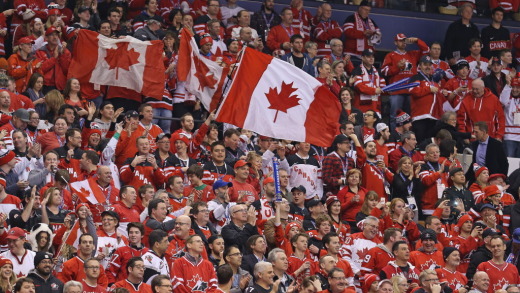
[380,198,386,204]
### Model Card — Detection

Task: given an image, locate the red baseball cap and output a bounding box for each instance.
[234,160,251,169]
[17,37,34,46]
[263,177,275,185]
[6,227,26,240]
[45,26,60,36]
[395,33,407,41]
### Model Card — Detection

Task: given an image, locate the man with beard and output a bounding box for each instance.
[281,34,315,76]
[436,248,468,292]
[251,0,281,49]
[350,134,393,200]
[28,252,64,293]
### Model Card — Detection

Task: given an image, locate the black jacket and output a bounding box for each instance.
[221,221,258,252]
[443,19,480,60]
[442,186,475,212]
[431,121,472,152]
[483,72,507,98]
[191,219,218,251]
[391,172,423,208]
[241,253,262,276]
[28,271,64,293]
[466,137,508,183]
[467,245,492,280]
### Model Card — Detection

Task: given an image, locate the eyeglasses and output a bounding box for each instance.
[228,252,243,257]
[175,222,190,226]
[85,266,99,270]
[102,218,116,222]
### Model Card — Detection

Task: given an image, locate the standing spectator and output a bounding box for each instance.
[120,136,165,189]
[481,7,511,59]
[313,3,342,58]
[7,37,41,93]
[132,0,162,32]
[466,122,509,181]
[142,230,170,284]
[339,87,363,126]
[28,252,64,293]
[499,75,520,157]
[250,0,281,50]
[35,27,71,93]
[228,160,257,203]
[444,168,475,212]
[280,35,316,77]
[429,42,454,88]
[289,0,312,41]
[58,234,109,288]
[351,49,385,115]
[483,57,507,98]
[388,131,423,172]
[382,34,429,130]
[442,4,480,65]
[465,39,489,80]
[321,134,355,196]
[266,8,300,53]
[408,55,441,143]
[441,60,472,112]
[419,144,448,217]
[342,1,381,64]
[361,228,401,277]
[457,80,505,141]
[111,257,152,293]
[287,142,323,200]
[193,0,221,35]
[171,235,218,293]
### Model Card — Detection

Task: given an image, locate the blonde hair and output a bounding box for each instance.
[391,275,407,293]
[389,198,406,215]
[397,156,412,173]
[45,90,65,115]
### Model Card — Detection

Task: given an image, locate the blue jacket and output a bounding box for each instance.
[280,52,316,77]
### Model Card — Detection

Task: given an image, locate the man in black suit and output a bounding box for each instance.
[241,235,267,276]
[467,121,508,182]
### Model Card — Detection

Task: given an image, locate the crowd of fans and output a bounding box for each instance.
[0,0,519,293]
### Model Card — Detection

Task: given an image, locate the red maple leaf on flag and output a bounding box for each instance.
[194,57,217,90]
[105,42,140,80]
[265,81,300,123]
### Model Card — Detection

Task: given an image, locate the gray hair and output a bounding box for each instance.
[458,3,473,15]
[267,248,285,263]
[305,41,317,50]
[64,281,83,293]
[365,216,379,224]
[154,189,169,199]
[330,38,342,47]
[253,261,273,279]
[401,131,415,142]
[441,111,456,123]
[425,143,439,154]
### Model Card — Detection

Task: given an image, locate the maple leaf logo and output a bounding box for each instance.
[493,278,510,291]
[265,81,300,123]
[105,42,140,80]
[194,57,217,90]
[355,247,369,262]
[187,274,208,292]
[421,259,438,271]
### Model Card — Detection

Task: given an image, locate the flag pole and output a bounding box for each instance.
[215,46,247,114]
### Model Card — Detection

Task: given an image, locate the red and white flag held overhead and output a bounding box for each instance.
[68,30,165,98]
[216,47,341,147]
[177,28,229,112]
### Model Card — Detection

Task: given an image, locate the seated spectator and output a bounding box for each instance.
[110,257,152,293]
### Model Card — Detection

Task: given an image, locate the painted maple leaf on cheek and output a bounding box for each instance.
[265,81,300,123]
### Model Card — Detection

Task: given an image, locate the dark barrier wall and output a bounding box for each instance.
[237,0,520,52]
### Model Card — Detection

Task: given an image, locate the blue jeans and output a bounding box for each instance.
[504,140,520,158]
[389,94,410,130]
[153,108,172,134]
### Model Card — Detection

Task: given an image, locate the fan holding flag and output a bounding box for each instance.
[408,55,443,143]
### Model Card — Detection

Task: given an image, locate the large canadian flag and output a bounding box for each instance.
[216,47,341,147]
[177,28,229,111]
[68,30,165,98]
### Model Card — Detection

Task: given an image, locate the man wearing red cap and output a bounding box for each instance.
[447,215,481,272]
[252,177,276,221]
[382,34,429,130]
[7,37,41,93]
[499,74,520,157]
[0,227,35,277]
[228,160,257,203]
[35,26,71,92]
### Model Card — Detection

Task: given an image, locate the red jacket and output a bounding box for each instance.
[408,73,442,121]
[35,45,71,91]
[313,19,342,57]
[7,52,39,93]
[120,157,166,189]
[356,146,394,201]
[106,245,149,284]
[266,24,301,52]
[457,88,506,140]
[418,161,448,214]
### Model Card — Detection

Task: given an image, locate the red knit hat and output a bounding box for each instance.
[473,164,488,179]
[75,203,89,213]
[363,274,380,293]
[199,34,213,46]
[455,214,473,232]
[0,150,15,166]
[0,258,12,268]
[484,185,501,200]
[285,222,301,235]
[171,132,190,146]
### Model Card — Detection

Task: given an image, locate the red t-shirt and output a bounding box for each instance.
[228,180,258,203]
